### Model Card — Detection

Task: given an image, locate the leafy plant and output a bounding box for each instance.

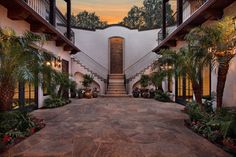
[0,27,46,111]
[43,97,68,108]
[154,91,171,102]
[150,71,166,92]
[82,74,94,88]
[140,74,150,88]
[0,110,44,144]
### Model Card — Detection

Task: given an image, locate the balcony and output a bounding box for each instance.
[157,0,207,44]
[24,0,74,43]
[154,0,234,52]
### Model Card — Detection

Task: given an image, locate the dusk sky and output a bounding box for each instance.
[57,0,143,24]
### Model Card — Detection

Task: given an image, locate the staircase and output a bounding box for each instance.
[105,74,129,97]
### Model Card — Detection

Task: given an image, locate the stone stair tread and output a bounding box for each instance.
[106,74,128,97]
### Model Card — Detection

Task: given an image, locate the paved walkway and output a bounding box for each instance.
[3,98,231,157]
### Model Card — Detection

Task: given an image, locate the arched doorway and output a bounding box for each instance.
[109,37,124,74]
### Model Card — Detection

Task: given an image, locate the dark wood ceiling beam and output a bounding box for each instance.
[7,9,29,20]
[166,40,177,47]
[64,45,73,51]
[205,9,224,20]
[56,40,67,47]
[30,24,47,33]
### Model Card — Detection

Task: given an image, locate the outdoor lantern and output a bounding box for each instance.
[46,61,51,66]
[233,17,236,30]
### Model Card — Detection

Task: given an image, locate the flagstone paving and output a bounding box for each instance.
[2,98,231,157]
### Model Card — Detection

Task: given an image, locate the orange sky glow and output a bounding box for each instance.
[57,0,143,24]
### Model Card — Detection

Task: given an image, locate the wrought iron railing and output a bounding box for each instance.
[158,0,208,43]
[72,52,108,81]
[124,52,160,81]
[24,0,74,42]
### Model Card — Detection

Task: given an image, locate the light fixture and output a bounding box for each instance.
[46,61,51,66]
[233,17,236,30]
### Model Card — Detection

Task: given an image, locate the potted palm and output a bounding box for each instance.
[140,75,150,98]
[82,74,94,99]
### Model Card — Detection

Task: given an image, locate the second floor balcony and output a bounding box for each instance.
[24,0,75,43]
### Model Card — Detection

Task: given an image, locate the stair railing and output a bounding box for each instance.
[72,52,108,81]
[124,52,160,81]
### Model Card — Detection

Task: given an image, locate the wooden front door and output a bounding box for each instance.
[110,37,123,74]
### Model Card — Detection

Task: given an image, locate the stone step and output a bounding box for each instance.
[102,94,131,97]
[108,86,126,89]
[109,74,124,79]
[106,91,127,94]
[109,82,124,85]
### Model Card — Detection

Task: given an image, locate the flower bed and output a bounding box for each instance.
[185,102,236,155]
[0,111,45,153]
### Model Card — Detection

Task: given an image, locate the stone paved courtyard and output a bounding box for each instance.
[2,98,231,157]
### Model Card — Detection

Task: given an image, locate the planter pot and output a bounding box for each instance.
[84,89,92,99]
[149,91,155,98]
[93,92,98,98]
[71,91,76,98]
[78,93,83,99]
[133,92,140,98]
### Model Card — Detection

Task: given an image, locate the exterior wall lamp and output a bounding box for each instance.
[233,17,236,30]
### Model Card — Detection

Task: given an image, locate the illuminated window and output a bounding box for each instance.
[202,65,210,96]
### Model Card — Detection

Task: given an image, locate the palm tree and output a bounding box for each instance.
[159,46,208,107]
[0,27,46,111]
[209,17,236,108]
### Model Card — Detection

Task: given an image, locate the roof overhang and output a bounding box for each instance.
[0,0,80,54]
[153,0,235,53]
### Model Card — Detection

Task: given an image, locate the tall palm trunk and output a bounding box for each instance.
[216,63,229,108]
[0,81,15,111]
[192,82,203,106]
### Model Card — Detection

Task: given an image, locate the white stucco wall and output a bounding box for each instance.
[73,26,159,72]
[71,60,106,94]
[0,5,73,108]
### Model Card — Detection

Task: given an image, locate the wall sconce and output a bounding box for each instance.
[53,57,62,68]
[46,61,51,66]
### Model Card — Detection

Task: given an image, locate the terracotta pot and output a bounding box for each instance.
[93,92,98,98]
[84,89,92,99]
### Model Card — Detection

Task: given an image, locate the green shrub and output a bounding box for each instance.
[43,97,68,108]
[186,102,206,121]
[186,102,236,143]
[0,111,37,142]
[154,91,171,102]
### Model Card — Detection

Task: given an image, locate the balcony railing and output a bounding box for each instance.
[72,52,108,81]
[24,0,74,42]
[158,0,208,44]
[124,52,160,81]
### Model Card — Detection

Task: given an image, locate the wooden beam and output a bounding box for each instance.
[56,40,67,47]
[46,33,58,41]
[64,45,73,51]
[206,9,223,20]
[30,23,46,33]
[7,8,29,20]
[166,40,177,47]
